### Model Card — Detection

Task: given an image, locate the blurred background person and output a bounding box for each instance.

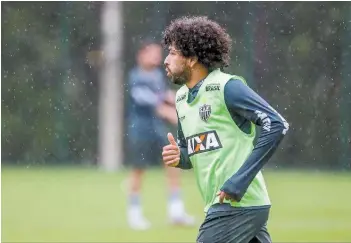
[125,39,195,230]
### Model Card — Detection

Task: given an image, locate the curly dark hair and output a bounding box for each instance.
[162,16,232,70]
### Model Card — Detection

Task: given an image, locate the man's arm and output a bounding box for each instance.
[156,88,177,124]
[164,89,176,106]
[220,79,289,202]
[129,71,163,108]
[155,103,178,125]
[175,114,193,170]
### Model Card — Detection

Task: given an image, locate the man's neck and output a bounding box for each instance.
[186,66,209,89]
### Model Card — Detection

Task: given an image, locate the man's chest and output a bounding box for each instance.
[177,98,223,133]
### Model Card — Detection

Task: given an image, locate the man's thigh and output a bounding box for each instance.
[249,224,272,243]
[196,207,270,243]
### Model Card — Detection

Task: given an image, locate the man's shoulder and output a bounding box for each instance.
[176,85,188,95]
[219,71,246,83]
[153,68,167,84]
[175,85,188,104]
[127,66,140,83]
[207,69,247,86]
[128,66,165,85]
[128,66,139,75]
[153,67,164,75]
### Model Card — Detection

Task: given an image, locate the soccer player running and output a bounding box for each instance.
[162,16,289,243]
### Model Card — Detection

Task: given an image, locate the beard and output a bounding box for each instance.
[168,65,191,85]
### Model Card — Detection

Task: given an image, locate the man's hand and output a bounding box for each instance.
[162,133,180,167]
[216,191,237,204]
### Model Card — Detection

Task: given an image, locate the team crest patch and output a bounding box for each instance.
[199,104,211,122]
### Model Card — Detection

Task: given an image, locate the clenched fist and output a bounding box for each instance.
[162,133,180,167]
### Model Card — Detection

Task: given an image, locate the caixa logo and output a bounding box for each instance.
[186,130,222,156]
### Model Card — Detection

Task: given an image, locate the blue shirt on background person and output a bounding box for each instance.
[127,66,168,141]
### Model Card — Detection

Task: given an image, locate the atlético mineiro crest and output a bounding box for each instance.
[199,104,211,122]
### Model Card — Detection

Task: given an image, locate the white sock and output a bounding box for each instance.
[168,199,185,220]
[128,205,143,221]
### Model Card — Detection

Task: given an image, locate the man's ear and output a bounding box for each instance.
[188,56,198,68]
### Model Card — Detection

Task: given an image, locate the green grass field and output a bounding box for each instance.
[2,166,351,242]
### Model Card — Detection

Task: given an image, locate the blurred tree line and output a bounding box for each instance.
[2,2,350,169]
[2,2,102,164]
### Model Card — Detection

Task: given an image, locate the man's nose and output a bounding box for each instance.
[164,55,169,66]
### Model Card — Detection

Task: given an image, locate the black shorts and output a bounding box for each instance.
[126,119,168,168]
[127,135,167,168]
[197,206,272,243]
